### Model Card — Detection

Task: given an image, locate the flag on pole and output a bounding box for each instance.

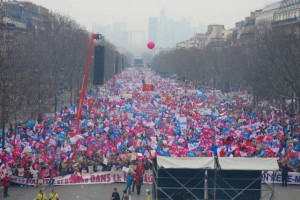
[69,131,83,144]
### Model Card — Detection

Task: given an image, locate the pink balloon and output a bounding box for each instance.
[147,41,155,49]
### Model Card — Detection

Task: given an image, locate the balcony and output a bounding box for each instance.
[272,17,298,26]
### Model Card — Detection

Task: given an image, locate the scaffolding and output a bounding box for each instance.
[152,157,278,200]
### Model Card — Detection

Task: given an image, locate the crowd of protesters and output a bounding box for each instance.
[0,67,299,186]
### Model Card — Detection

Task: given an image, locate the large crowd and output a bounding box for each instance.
[0,67,299,182]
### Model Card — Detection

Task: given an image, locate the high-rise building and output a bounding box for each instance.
[151,9,192,48]
[112,22,127,47]
[148,17,158,42]
[126,30,146,54]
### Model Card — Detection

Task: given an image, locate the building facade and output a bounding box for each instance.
[0,1,47,31]
[273,0,300,25]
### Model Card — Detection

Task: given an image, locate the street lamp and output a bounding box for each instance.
[54,67,64,114]
[291,82,295,136]
[34,68,42,123]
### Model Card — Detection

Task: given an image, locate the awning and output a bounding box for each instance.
[218,157,279,171]
[156,156,215,169]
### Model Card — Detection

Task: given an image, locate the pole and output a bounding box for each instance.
[54,83,57,114]
[291,82,294,136]
[1,82,5,162]
[37,75,42,123]
[2,119,5,162]
[70,70,73,106]
[204,170,208,200]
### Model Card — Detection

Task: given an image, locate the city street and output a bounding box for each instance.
[0,183,299,200]
[3,183,151,200]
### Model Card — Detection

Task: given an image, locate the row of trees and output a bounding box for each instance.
[152,25,300,113]
[0,11,126,125]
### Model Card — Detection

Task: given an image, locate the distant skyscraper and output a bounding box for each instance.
[148,17,158,42]
[126,30,146,55]
[156,9,192,48]
[112,22,127,47]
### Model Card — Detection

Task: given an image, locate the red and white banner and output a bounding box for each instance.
[10,171,153,186]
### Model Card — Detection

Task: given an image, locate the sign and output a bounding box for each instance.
[262,171,300,185]
[108,96,121,102]
[10,171,153,186]
[121,93,132,99]
[143,84,154,91]
[179,117,187,131]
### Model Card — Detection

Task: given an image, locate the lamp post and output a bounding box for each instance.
[1,112,5,161]
[1,86,6,162]
[54,67,63,114]
[291,82,295,136]
[34,68,42,123]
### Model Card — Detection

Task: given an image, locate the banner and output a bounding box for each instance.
[143,84,154,92]
[262,171,300,185]
[10,171,153,186]
[10,171,300,186]
[179,117,187,131]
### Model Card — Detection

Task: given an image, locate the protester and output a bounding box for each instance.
[280,160,290,187]
[2,173,10,198]
[124,172,133,195]
[133,172,143,196]
[0,67,299,187]
[131,171,137,193]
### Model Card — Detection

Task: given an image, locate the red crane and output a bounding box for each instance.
[76,33,103,121]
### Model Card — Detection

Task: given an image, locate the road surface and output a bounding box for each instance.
[1,183,299,200]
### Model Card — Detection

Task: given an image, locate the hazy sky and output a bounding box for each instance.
[23,0,279,31]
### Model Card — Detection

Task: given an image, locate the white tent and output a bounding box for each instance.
[156,156,279,171]
[218,157,279,171]
[157,156,215,169]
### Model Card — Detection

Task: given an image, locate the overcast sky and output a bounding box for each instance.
[23,0,280,31]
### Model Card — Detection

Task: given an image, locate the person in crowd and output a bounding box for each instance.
[111,187,120,200]
[1,68,300,188]
[131,171,137,193]
[281,160,290,187]
[2,173,10,198]
[48,170,56,186]
[136,162,145,176]
[124,172,133,195]
[133,172,143,196]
